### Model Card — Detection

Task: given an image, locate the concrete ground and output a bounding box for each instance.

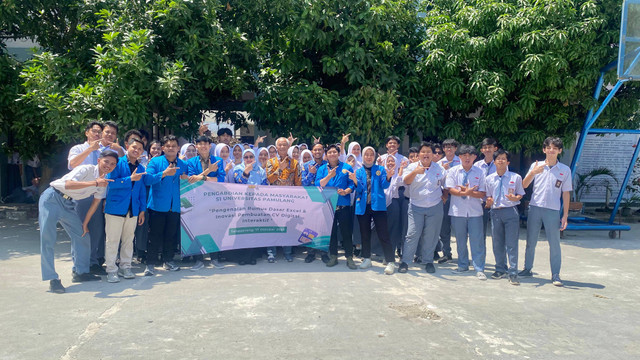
[1,218,639,360]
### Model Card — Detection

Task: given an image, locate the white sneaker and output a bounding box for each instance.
[190,260,204,271]
[117,268,135,279]
[384,262,396,275]
[359,258,372,269]
[477,272,487,281]
[107,272,120,283]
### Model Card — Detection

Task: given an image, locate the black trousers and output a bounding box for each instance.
[358,204,395,263]
[148,209,180,265]
[330,205,353,257]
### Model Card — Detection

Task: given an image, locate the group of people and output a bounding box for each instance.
[39,121,572,294]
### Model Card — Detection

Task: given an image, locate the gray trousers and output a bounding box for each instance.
[490,207,520,275]
[402,202,443,264]
[438,197,453,256]
[525,205,562,276]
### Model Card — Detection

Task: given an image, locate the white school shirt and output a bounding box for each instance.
[528,161,572,211]
[485,171,525,209]
[50,165,107,201]
[402,161,445,208]
[437,155,461,171]
[379,153,409,173]
[68,142,101,170]
[445,164,486,217]
[473,158,496,176]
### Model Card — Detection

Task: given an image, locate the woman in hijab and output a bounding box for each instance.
[232,149,267,265]
[225,144,244,183]
[179,143,197,160]
[267,145,277,159]
[255,147,269,169]
[340,141,362,165]
[214,143,232,181]
[287,145,300,161]
[300,149,313,165]
[354,146,397,275]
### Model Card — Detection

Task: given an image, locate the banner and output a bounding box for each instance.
[179,180,338,256]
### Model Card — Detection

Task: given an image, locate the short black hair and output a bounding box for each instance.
[103,121,119,134]
[196,135,211,144]
[457,144,477,155]
[408,146,419,155]
[161,135,179,146]
[124,129,142,144]
[418,141,436,153]
[442,138,459,148]
[127,138,144,148]
[493,149,511,162]
[99,149,119,161]
[138,129,150,142]
[543,136,563,150]
[326,144,340,153]
[481,138,498,147]
[385,135,401,145]
[217,128,232,137]
[85,121,104,132]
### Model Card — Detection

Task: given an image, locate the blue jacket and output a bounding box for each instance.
[144,155,187,212]
[187,155,225,182]
[301,159,327,186]
[105,155,147,216]
[355,164,390,214]
[315,161,355,206]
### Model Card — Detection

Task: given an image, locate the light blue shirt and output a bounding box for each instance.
[528,161,572,211]
[67,142,101,170]
[445,165,486,217]
[473,159,496,176]
[402,161,445,208]
[485,171,525,209]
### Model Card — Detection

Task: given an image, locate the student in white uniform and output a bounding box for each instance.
[474,138,498,245]
[437,138,461,264]
[520,137,572,287]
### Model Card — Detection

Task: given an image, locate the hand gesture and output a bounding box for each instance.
[225,161,234,173]
[485,197,494,208]
[309,163,317,174]
[287,132,297,145]
[208,160,220,174]
[130,168,146,182]
[313,135,321,144]
[328,166,337,178]
[245,161,254,173]
[400,160,408,169]
[460,185,478,196]
[414,163,426,174]
[89,139,101,151]
[347,170,357,182]
[256,135,266,145]
[387,166,395,178]
[337,188,350,196]
[341,133,350,144]
[506,193,520,201]
[110,139,122,152]
[530,160,546,175]
[163,163,179,177]
[346,158,355,168]
[199,123,208,135]
[96,174,113,187]
[377,157,384,166]
[442,161,450,170]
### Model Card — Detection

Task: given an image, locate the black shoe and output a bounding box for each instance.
[433,251,441,261]
[321,254,330,264]
[508,274,520,286]
[304,254,316,263]
[72,271,101,283]
[249,259,257,265]
[49,279,65,294]
[353,247,361,257]
[437,254,452,264]
[396,249,402,259]
[398,262,409,273]
[90,264,107,275]
[425,263,436,273]
[414,256,422,264]
[491,271,507,279]
[518,269,533,277]
[239,260,247,265]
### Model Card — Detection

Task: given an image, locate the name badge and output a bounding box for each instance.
[555,180,562,188]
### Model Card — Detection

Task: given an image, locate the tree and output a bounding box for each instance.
[415,0,640,153]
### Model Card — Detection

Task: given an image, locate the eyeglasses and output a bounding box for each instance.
[243,156,254,159]
[435,151,444,155]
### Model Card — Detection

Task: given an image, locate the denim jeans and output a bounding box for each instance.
[438,197,453,256]
[39,187,91,280]
[75,196,105,266]
[452,216,485,271]
[525,205,562,275]
[402,202,443,264]
[490,207,520,275]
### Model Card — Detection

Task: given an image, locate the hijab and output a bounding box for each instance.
[234,149,266,185]
[214,143,232,166]
[255,147,269,167]
[267,145,277,158]
[300,149,313,165]
[287,145,300,159]
[362,146,376,168]
[180,143,196,159]
[348,142,363,164]
[346,153,361,172]
[231,144,244,164]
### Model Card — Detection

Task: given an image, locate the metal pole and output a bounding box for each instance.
[609,136,640,223]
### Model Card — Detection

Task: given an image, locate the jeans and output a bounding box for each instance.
[75,196,105,266]
[438,197,453,256]
[490,207,520,275]
[402,202,443,265]
[358,204,395,263]
[267,246,292,258]
[452,216,485,271]
[482,206,491,243]
[525,205,562,275]
[148,209,180,265]
[104,213,138,273]
[39,187,91,280]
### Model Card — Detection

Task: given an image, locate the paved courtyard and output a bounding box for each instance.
[1,218,639,359]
